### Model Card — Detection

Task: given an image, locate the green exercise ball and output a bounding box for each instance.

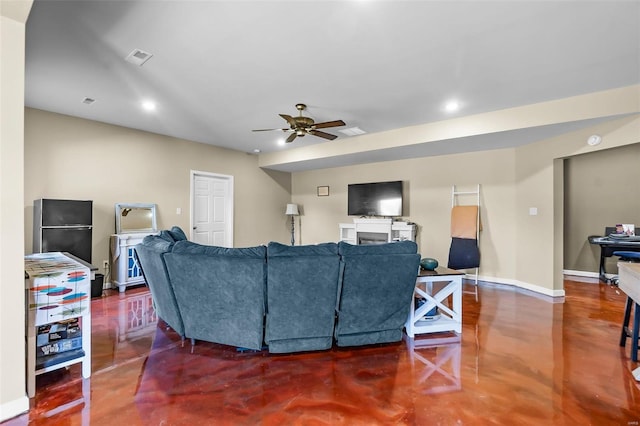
[420,258,439,271]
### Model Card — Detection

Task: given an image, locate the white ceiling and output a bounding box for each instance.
[24,1,640,170]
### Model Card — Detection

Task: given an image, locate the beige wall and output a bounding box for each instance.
[564,143,640,273]
[292,115,640,295]
[1,1,32,421]
[293,148,518,281]
[514,115,640,292]
[24,108,293,277]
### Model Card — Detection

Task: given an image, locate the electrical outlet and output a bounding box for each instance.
[103,260,109,269]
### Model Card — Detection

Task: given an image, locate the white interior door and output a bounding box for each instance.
[190,171,233,247]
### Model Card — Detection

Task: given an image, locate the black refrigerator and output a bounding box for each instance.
[33,199,93,263]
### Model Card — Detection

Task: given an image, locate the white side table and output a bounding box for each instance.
[405,267,464,338]
[110,233,152,292]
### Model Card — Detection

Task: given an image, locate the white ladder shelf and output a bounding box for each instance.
[451,184,481,300]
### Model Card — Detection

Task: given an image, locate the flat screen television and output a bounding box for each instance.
[348,180,403,217]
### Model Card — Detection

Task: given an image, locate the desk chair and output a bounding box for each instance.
[616,251,640,362]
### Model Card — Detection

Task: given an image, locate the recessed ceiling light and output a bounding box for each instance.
[253,149,261,153]
[81,97,95,105]
[444,100,460,112]
[277,138,286,146]
[141,101,156,112]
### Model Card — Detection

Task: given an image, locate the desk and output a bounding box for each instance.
[405,267,464,338]
[588,236,640,282]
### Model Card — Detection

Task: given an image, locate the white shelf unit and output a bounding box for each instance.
[391,221,417,242]
[339,223,357,244]
[25,252,92,398]
[451,183,481,300]
[338,219,415,244]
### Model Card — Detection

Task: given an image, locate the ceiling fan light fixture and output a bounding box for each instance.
[252,103,345,143]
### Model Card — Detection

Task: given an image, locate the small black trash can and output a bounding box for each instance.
[91,273,104,298]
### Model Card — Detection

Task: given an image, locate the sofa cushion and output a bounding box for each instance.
[335,240,420,347]
[338,240,418,256]
[157,230,176,243]
[142,234,174,251]
[168,226,188,242]
[265,242,340,353]
[172,240,266,258]
[268,241,339,257]
[164,240,267,350]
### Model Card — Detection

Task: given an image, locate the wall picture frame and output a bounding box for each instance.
[317,186,329,197]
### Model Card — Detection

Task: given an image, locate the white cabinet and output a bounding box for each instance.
[338,219,416,244]
[339,223,356,244]
[110,233,152,293]
[391,221,416,242]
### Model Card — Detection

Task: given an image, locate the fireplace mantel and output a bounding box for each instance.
[339,219,415,245]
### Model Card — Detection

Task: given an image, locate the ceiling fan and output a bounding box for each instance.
[252,103,345,143]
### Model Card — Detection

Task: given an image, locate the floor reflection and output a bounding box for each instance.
[130,324,465,424]
[7,280,640,425]
[90,287,159,374]
[405,334,461,395]
[115,291,157,343]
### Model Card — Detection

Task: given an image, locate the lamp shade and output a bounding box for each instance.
[285,203,299,216]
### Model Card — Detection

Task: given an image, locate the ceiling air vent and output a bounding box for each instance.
[339,127,366,136]
[125,49,153,66]
[81,97,95,105]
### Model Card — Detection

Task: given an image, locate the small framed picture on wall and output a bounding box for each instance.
[317,186,329,197]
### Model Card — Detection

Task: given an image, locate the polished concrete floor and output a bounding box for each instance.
[4,277,640,425]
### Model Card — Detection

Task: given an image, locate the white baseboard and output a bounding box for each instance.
[563,269,599,279]
[0,395,29,423]
[477,275,565,298]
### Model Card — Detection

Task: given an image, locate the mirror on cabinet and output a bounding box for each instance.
[115,203,157,234]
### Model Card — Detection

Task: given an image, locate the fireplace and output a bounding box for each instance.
[357,232,388,245]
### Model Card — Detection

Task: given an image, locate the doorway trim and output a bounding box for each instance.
[189,170,234,246]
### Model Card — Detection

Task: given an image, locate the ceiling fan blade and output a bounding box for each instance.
[252,128,288,132]
[279,114,298,128]
[309,130,338,141]
[313,119,346,129]
[285,133,298,143]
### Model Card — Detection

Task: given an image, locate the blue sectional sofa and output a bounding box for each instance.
[135,227,420,353]
[134,228,186,340]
